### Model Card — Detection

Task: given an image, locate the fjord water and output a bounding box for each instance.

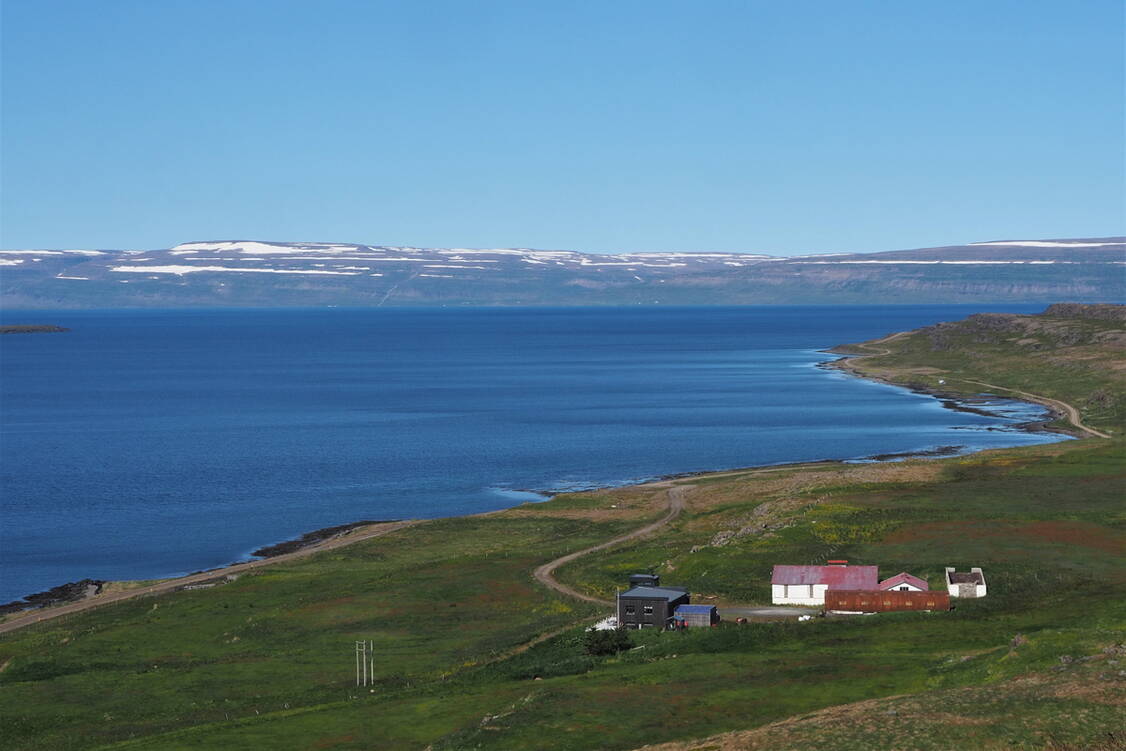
[0,305,1062,601]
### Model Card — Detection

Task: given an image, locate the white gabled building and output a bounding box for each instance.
[771,561,879,606]
[879,572,929,592]
[945,567,987,598]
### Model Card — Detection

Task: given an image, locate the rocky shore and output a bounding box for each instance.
[0,579,104,616]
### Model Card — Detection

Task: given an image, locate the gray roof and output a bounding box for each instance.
[619,586,690,600]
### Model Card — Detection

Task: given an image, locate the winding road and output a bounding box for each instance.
[533,485,690,606]
[956,378,1111,439]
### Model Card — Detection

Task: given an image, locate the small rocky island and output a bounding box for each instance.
[0,325,69,334]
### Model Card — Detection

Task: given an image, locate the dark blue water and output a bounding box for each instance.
[0,305,1063,601]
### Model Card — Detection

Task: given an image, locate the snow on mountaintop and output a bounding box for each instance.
[110,265,364,276]
[162,241,766,266]
[3,236,1121,308]
[171,241,366,255]
[0,249,107,255]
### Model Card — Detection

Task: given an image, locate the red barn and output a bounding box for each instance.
[825,589,950,613]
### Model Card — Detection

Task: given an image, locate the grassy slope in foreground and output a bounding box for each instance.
[0,304,1123,751]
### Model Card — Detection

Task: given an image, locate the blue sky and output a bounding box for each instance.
[1,0,1122,254]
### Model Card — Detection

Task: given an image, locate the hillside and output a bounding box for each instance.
[0,306,1123,750]
[1,237,1123,308]
[831,303,1126,435]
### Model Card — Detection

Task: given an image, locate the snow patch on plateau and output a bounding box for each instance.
[110,265,362,276]
[0,249,105,256]
[171,241,364,255]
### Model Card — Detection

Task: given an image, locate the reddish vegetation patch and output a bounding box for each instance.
[884,520,1124,555]
[294,596,357,615]
[884,521,987,544]
[465,579,533,607]
[1021,521,1125,555]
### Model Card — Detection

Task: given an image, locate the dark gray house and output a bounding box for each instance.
[617,575,690,629]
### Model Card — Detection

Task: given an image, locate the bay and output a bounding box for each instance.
[0,305,1063,601]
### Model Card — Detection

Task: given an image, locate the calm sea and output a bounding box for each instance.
[0,305,1063,601]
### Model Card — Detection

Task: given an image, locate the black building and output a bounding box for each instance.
[617,577,690,629]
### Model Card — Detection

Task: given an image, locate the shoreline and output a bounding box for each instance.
[0,347,1079,627]
[820,349,1080,438]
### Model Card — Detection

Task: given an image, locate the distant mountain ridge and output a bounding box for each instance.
[1,237,1122,308]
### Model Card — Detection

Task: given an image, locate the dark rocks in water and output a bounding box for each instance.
[0,325,69,334]
[0,578,104,615]
[862,445,964,462]
[251,520,397,558]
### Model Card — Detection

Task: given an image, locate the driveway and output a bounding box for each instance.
[717,606,820,619]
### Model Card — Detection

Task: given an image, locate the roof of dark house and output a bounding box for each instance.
[620,586,690,600]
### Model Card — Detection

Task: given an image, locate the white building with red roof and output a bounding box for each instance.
[879,572,929,592]
[770,561,879,606]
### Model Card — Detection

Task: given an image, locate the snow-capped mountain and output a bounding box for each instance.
[1,238,1122,308]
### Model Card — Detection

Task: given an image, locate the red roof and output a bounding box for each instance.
[878,572,929,591]
[771,565,879,590]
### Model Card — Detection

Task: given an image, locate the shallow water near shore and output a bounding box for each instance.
[0,304,1064,601]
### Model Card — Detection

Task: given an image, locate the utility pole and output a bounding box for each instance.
[355,640,363,687]
[355,640,376,688]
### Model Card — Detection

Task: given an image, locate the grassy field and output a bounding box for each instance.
[1,304,1123,750]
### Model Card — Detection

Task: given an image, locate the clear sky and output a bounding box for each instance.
[1,0,1122,254]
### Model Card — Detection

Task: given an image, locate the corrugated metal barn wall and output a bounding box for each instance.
[825,590,951,612]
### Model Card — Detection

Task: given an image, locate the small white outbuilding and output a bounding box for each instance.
[945,567,987,598]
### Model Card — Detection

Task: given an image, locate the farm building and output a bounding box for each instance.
[825,589,950,613]
[617,575,689,629]
[945,567,987,598]
[771,561,879,605]
[879,572,929,592]
[673,604,719,628]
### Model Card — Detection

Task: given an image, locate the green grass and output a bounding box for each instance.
[0,515,626,750]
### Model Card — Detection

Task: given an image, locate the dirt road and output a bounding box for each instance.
[0,520,419,636]
[957,378,1111,439]
[837,332,1110,440]
[532,485,690,606]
